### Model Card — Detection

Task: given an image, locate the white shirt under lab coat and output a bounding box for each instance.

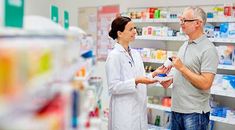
[105,43,148,130]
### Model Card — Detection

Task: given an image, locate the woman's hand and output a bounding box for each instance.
[135,76,158,85]
[152,65,172,77]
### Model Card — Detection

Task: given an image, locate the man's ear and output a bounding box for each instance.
[196,20,203,27]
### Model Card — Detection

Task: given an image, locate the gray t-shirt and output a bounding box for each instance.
[172,34,219,113]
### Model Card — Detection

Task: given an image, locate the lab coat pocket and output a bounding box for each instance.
[114,96,133,129]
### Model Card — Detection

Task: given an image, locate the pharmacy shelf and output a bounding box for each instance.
[148,124,170,130]
[209,38,235,43]
[132,19,154,23]
[207,17,235,23]
[133,17,235,23]
[53,61,87,82]
[136,35,235,43]
[136,35,187,41]
[210,116,235,125]
[147,103,171,112]
[133,18,179,23]
[143,59,164,64]
[132,8,235,129]
[153,19,179,23]
[150,82,235,98]
[217,64,235,70]
[0,60,93,120]
[210,88,235,98]
[148,103,235,125]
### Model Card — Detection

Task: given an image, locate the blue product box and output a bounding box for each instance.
[207,12,214,18]
[220,23,229,38]
[204,24,215,38]
[216,46,234,65]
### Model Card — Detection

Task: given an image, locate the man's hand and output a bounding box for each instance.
[172,56,185,72]
[160,79,173,88]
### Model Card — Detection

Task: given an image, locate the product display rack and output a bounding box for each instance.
[147,103,171,112]
[148,124,170,130]
[0,26,103,130]
[136,35,235,44]
[132,17,235,23]
[147,103,235,125]
[210,115,235,125]
[129,5,235,130]
[210,86,235,98]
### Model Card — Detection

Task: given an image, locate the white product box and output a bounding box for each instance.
[0,0,3,27]
[228,23,235,39]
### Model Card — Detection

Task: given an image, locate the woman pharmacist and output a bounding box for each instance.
[105,16,170,130]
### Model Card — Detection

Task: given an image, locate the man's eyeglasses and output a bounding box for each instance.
[179,19,199,24]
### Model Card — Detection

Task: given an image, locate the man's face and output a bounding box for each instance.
[179,10,199,35]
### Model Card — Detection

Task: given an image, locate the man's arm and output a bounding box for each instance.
[172,54,217,90]
[179,66,215,90]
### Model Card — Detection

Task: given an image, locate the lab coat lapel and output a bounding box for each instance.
[114,43,134,65]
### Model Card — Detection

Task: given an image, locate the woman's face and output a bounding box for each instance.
[119,21,137,43]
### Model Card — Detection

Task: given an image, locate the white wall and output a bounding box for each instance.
[25,0,54,18]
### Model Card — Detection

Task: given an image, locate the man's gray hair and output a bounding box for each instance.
[184,6,207,25]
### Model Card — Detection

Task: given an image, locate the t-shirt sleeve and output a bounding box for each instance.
[201,47,219,74]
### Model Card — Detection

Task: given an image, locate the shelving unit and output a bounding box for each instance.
[147,77,235,126]
[133,17,235,23]
[133,18,179,23]
[217,65,235,70]
[148,124,170,130]
[148,102,235,126]
[136,35,235,44]
[0,26,102,130]
[136,35,187,41]
[210,87,235,98]
[207,18,235,23]
[147,103,171,112]
[208,38,235,43]
[210,116,235,125]
[149,83,235,98]
[130,5,235,130]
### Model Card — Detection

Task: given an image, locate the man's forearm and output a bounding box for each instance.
[179,66,213,90]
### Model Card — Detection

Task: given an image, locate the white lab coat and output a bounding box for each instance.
[105,43,148,130]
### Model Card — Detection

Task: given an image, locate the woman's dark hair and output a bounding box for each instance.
[109,16,131,40]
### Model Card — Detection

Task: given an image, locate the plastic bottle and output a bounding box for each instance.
[154,115,161,126]
[224,4,233,17]
[163,57,173,67]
